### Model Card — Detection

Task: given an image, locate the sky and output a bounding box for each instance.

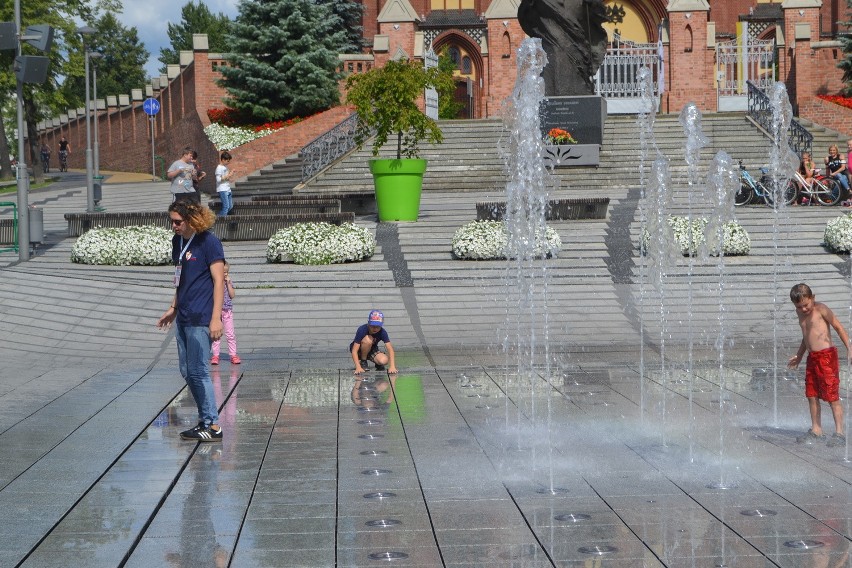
[119,0,240,78]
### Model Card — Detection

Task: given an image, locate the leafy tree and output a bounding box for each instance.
[320,0,364,53]
[219,0,346,122]
[0,0,121,180]
[60,12,149,109]
[437,51,464,120]
[840,1,852,95]
[158,2,232,74]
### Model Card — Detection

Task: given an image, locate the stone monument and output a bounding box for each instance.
[517,0,610,167]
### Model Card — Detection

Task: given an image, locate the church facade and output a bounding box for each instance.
[346,0,849,117]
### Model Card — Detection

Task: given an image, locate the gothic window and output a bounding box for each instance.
[502,32,511,58]
[685,24,693,53]
[462,56,472,74]
[448,47,461,68]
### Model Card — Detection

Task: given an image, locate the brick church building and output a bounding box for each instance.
[351,0,850,117]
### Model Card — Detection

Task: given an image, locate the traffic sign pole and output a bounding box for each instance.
[143,98,160,182]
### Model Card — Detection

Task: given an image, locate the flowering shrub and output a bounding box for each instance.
[642,216,750,256]
[817,95,852,111]
[204,123,277,150]
[452,220,561,260]
[824,213,852,252]
[266,222,375,265]
[546,128,578,145]
[71,226,172,265]
[207,107,244,127]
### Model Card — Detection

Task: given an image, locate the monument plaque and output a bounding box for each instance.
[540,95,606,145]
[540,95,606,167]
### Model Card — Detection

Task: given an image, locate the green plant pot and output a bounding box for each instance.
[369,159,427,222]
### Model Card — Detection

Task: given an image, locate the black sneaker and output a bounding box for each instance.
[374,363,386,371]
[359,360,370,370]
[181,424,223,442]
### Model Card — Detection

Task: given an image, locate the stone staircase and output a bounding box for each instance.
[295,112,851,199]
[232,112,850,202]
[232,156,304,197]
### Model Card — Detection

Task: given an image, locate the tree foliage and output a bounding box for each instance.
[437,51,464,120]
[320,0,365,53]
[0,0,121,180]
[158,2,232,74]
[345,59,455,159]
[219,0,346,122]
[60,12,149,109]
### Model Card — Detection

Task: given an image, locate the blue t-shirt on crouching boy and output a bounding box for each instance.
[350,324,390,353]
[172,230,225,327]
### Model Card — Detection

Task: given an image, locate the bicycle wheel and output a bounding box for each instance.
[816,178,842,206]
[735,181,753,206]
[763,180,797,207]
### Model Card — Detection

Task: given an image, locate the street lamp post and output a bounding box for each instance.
[90,52,102,178]
[76,26,95,213]
[14,0,29,260]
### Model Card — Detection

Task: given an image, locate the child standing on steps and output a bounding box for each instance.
[211,260,241,365]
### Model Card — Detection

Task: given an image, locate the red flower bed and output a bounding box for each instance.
[817,95,852,111]
[208,108,322,131]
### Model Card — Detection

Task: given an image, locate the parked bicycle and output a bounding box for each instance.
[58,150,68,172]
[785,167,843,206]
[736,161,797,207]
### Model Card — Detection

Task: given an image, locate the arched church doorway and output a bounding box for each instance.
[434,33,483,119]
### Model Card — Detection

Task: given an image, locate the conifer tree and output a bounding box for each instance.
[219,0,347,122]
[321,0,365,53]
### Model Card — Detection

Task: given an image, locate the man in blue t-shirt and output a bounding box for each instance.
[350,310,397,375]
[157,201,225,442]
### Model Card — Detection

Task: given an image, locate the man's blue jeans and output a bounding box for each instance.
[218,191,233,216]
[175,323,219,426]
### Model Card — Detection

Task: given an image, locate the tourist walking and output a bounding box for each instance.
[157,200,225,441]
[215,151,235,216]
[168,147,199,203]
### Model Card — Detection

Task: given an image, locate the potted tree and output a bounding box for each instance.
[345,58,453,221]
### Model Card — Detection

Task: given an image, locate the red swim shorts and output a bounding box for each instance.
[805,346,840,402]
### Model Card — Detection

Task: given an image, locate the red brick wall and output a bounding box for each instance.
[798,97,852,135]
[484,20,525,117]
[375,22,417,67]
[710,0,756,37]
[664,12,717,113]
[228,106,355,182]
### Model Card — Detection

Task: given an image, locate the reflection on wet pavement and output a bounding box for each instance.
[3,361,852,567]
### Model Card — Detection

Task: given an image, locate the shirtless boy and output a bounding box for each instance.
[787,283,849,447]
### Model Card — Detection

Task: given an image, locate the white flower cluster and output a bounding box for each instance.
[71,225,172,265]
[824,213,852,253]
[266,222,375,265]
[452,220,562,260]
[642,216,750,256]
[203,123,277,151]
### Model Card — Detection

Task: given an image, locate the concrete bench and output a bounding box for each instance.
[260,192,376,216]
[209,198,342,215]
[65,211,355,241]
[476,197,610,221]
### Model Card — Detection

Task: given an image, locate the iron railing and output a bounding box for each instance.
[594,35,661,99]
[300,113,360,182]
[747,81,812,155]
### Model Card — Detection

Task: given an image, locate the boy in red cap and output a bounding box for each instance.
[350,310,398,375]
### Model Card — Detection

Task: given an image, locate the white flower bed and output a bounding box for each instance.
[642,216,750,256]
[203,123,277,150]
[71,225,172,265]
[452,220,561,260]
[266,222,375,265]
[824,213,852,253]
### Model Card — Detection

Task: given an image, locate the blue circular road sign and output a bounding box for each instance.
[143,98,160,116]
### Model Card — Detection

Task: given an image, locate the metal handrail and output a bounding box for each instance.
[300,113,361,182]
[747,81,812,155]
